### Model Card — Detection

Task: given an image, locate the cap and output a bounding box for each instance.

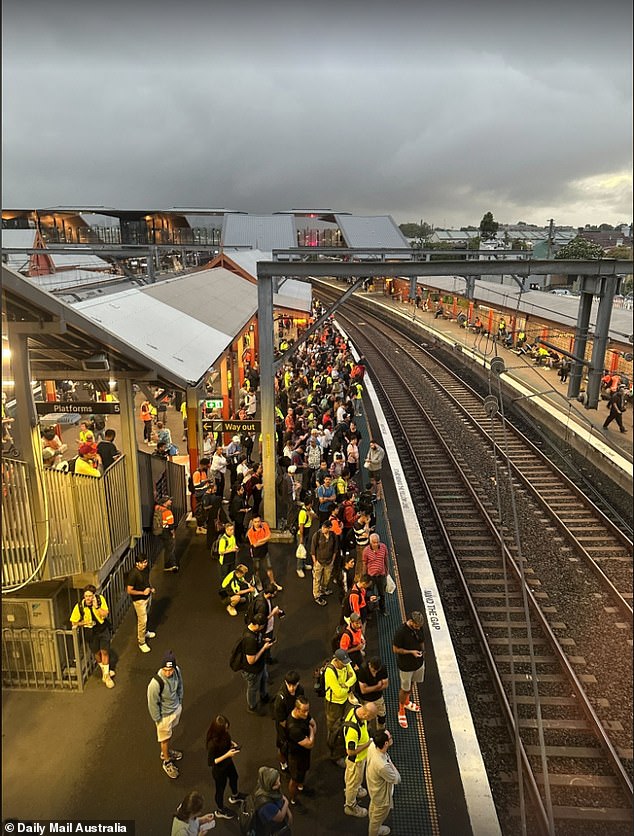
[232,435,241,442]
[78,443,94,456]
[158,495,171,504]
[287,465,297,473]
[161,650,177,668]
[409,611,425,626]
[334,649,351,665]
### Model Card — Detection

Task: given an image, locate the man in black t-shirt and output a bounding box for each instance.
[125,555,156,653]
[273,670,305,771]
[97,429,120,471]
[242,613,273,714]
[286,695,316,805]
[392,611,425,729]
[356,657,389,730]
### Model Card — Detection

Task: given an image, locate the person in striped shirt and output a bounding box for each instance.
[362,534,389,616]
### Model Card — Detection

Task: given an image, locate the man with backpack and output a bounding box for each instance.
[310,519,338,606]
[322,648,357,766]
[69,585,115,689]
[147,650,184,779]
[220,564,256,617]
[240,613,274,714]
[343,702,378,818]
[153,496,178,572]
[337,612,365,670]
[217,522,239,580]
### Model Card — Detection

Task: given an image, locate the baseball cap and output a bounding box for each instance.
[78,443,95,456]
[334,649,351,665]
[161,650,177,668]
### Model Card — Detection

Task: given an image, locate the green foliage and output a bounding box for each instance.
[554,236,604,260]
[467,236,481,250]
[604,245,632,260]
[399,221,433,240]
[511,239,530,251]
[479,212,499,241]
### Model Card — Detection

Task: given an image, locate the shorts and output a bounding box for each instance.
[368,469,382,483]
[362,695,386,719]
[252,553,272,570]
[399,664,425,691]
[156,704,182,742]
[288,752,310,783]
[87,626,111,655]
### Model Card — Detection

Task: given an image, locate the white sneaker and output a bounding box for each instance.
[227,605,238,616]
[344,805,367,818]
[145,631,156,639]
[139,643,151,653]
[356,787,368,799]
[103,674,115,689]
[378,827,391,836]
[296,570,305,578]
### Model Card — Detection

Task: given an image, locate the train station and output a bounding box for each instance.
[1,223,633,836]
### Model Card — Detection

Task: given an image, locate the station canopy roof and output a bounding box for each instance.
[73,267,259,386]
[416,275,633,344]
[222,214,295,251]
[220,249,312,313]
[334,215,411,256]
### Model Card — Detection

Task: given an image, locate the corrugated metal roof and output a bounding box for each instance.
[415,275,632,343]
[74,268,259,386]
[223,250,312,312]
[334,215,410,251]
[222,214,295,251]
[1,228,37,269]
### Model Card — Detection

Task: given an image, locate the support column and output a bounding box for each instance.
[186,386,201,470]
[257,272,277,528]
[117,379,143,538]
[567,285,593,400]
[8,328,48,575]
[409,276,417,301]
[585,275,620,409]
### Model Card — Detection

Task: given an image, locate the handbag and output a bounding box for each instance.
[385,573,396,595]
[296,543,307,560]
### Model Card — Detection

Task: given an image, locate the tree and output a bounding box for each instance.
[479,212,499,241]
[598,223,614,231]
[511,238,530,251]
[399,221,432,240]
[554,236,604,260]
[467,236,481,251]
[605,245,632,260]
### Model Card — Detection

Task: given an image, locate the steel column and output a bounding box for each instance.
[567,287,593,400]
[257,273,277,527]
[586,275,620,409]
[117,379,143,538]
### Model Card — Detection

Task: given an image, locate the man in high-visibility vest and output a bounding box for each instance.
[154,496,178,572]
[140,399,153,444]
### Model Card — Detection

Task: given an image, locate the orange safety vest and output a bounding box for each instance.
[160,506,174,527]
[140,402,151,421]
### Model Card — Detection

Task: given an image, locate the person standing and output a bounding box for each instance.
[366,730,401,836]
[357,657,389,731]
[296,496,317,578]
[241,613,274,714]
[286,695,317,805]
[273,671,304,772]
[217,522,239,580]
[205,714,246,820]
[603,385,628,433]
[125,554,157,653]
[154,496,178,572]
[97,428,120,471]
[253,767,293,834]
[363,441,385,501]
[316,475,336,524]
[323,648,357,766]
[362,534,389,616]
[69,585,115,689]
[338,611,366,670]
[353,510,371,578]
[311,519,338,606]
[147,651,184,779]
[229,482,250,545]
[247,515,282,591]
[392,611,426,729]
[343,702,378,818]
[140,398,153,445]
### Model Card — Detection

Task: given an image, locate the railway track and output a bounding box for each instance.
[317,287,633,835]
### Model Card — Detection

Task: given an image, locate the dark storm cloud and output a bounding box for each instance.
[2,0,632,226]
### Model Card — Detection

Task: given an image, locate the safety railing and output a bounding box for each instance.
[1,459,40,588]
[44,456,130,578]
[1,626,86,691]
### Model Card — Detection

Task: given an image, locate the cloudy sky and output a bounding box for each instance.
[2,0,632,228]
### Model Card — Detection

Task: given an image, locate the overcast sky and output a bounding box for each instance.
[2,0,632,228]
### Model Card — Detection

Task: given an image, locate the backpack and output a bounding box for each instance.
[229,635,248,672]
[187,473,195,494]
[238,794,258,836]
[152,506,164,536]
[313,659,335,699]
[331,624,353,653]
[77,594,108,623]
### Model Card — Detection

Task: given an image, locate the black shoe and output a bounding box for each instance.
[214,809,234,820]
[164,565,178,572]
[228,793,247,804]
[261,693,271,704]
[314,597,327,607]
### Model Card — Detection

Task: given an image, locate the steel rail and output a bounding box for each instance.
[335,305,634,808]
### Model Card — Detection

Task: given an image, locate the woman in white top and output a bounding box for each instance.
[211,449,228,498]
[171,791,214,836]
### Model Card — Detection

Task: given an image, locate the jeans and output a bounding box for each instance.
[242,666,269,710]
[369,573,387,613]
[211,760,238,809]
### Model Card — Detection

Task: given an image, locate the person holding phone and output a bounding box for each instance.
[241,613,274,714]
[205,715,247,820]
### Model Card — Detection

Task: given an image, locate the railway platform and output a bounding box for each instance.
[2,355,498,834]
[318,281,632,490]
